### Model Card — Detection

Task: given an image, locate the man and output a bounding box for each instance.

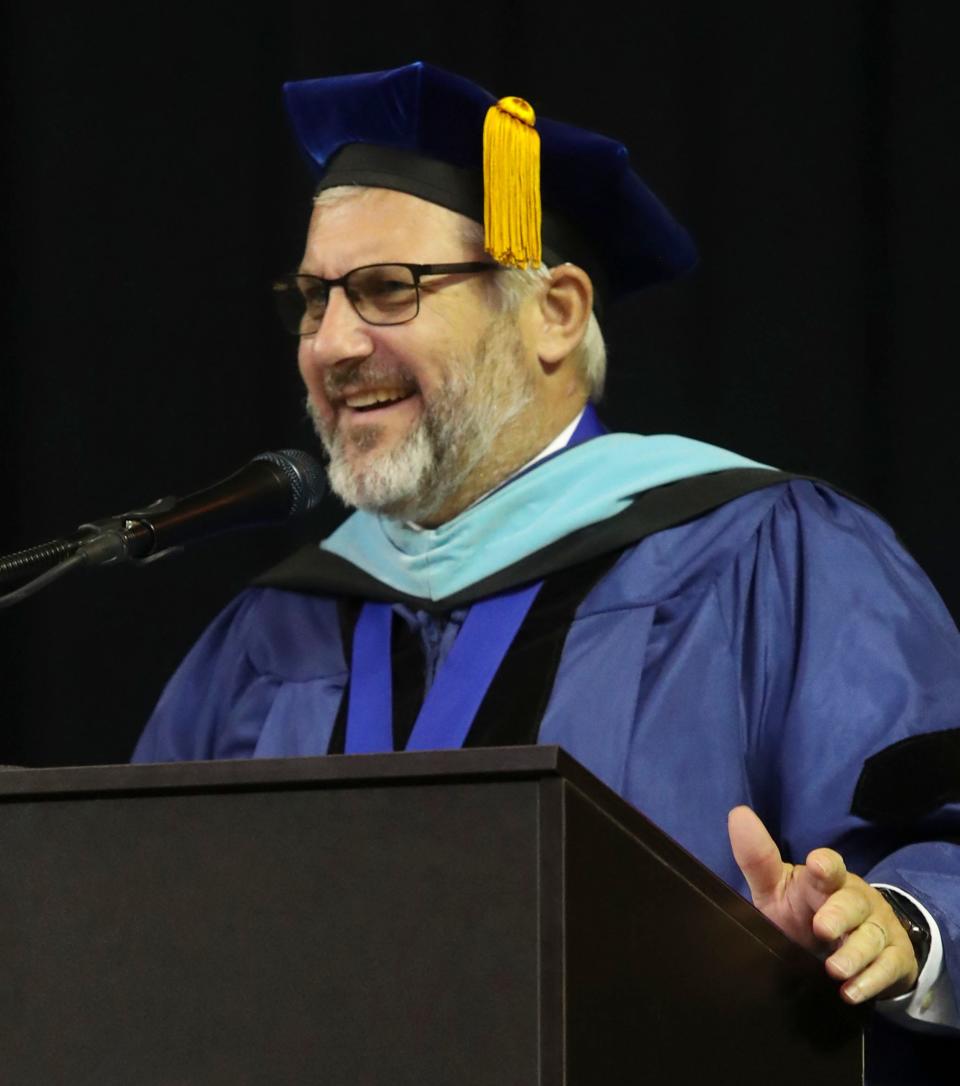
[134,62,959,1073]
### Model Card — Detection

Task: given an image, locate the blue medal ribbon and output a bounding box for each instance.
[345,407,606,753]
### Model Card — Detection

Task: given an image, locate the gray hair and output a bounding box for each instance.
[456,218,606,403]
[312,185,606,401]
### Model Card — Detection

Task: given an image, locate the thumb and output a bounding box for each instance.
[728,805,787,906]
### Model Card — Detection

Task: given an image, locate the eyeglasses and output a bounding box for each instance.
[272,262,500,336]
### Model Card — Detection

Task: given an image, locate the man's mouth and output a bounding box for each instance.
[342,388,417,414]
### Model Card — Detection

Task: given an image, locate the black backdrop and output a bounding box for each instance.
[3,3,958,766]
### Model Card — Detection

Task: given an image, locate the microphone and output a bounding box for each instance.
[0,450,326,607]
[75,449,327,566]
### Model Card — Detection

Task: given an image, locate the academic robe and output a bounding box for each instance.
[134,466,960,1082]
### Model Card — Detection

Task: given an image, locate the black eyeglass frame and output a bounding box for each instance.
[272,261,501,335]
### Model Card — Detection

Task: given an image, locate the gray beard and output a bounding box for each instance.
[307,320,535,523]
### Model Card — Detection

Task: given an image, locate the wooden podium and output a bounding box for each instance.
[0,747,863,1084]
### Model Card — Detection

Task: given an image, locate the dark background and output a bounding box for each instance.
[2,3,958,765]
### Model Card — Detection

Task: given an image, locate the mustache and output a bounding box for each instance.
[323,359,419,398]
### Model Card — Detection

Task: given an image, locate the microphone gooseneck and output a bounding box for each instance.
[0,538,77,590]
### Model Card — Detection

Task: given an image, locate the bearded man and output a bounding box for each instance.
[133,63,960,1077]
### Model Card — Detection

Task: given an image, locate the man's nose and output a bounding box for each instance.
[303,286,375,368]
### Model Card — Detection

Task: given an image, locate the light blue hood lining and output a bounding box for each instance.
[321,433,773,602]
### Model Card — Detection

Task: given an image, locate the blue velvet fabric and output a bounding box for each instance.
[283,61,698,299]
[134,477,960,1074]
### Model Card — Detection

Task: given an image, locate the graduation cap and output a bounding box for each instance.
[283,61,697,307]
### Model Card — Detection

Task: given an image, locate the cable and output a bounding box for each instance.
[0,553,87,610]
[0,538,77,588]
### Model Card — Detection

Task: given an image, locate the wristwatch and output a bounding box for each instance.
[876,887,932,974]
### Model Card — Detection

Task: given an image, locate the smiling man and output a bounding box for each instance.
[134,62,960,1077]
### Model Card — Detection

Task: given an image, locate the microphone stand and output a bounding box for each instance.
[0,449,325,609]
[0,498,180,610]
[0,537,78,589]
[0,552,88,609]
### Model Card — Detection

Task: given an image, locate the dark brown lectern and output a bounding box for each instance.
[0,747,862,1084]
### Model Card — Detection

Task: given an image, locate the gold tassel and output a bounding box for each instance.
[483,96,541,269]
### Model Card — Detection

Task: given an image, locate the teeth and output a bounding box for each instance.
[344,389,409,408]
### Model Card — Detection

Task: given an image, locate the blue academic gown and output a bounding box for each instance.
[134,477,960,1077]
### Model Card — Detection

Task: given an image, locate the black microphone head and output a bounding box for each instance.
[253,449,327,516]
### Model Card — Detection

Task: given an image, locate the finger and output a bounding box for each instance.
[804,847,847,893]
[838,945,919,1004]
[728,806,786,904]
[813,883,872,942]
[825,918,889,980]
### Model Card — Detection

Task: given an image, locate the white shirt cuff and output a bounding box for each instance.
[872,883,958,1033]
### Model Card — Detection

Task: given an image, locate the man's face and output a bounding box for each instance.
[297,188,536,523]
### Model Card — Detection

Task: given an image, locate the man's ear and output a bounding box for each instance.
[534,264,594,368]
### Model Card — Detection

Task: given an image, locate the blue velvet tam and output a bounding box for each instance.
[283,61,697,305]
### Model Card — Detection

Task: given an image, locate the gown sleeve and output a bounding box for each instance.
[131,590,281,763]
[723,481,960,1033]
